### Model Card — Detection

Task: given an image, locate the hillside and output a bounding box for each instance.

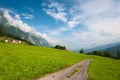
[105,45,120,56]
[0,10,51,47]
[0,28,34,45]
[0,42,120,80]
[85,42,120,53]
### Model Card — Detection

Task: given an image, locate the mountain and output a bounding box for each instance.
[0,27,34,45]
[85,42,120,53]
[0,10,51,47]
[105,45,120,56]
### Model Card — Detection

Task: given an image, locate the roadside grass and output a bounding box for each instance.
[89,57,120,80]
[0,42,120,80]
[0,42,90,80]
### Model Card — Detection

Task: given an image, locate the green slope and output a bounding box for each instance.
[89,58,120,80]
[0,42,120,80]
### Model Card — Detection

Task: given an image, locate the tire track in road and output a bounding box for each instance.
[38,59,91,80]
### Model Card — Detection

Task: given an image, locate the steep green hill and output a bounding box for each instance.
[0,42,120,80]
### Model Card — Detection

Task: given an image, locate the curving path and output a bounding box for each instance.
[38,59,91,80]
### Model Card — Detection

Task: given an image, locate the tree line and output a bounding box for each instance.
[54,45,120,59]
[54,45,66,50]
[78,48,120,59]
[86,50,120,59]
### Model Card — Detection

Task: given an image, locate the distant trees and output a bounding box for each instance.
[117,51,120,59]
[86,50,120,59]
[87,50,115,58]
[79,49,84,54]
[55,45,66,50]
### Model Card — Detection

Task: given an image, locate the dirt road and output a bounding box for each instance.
[38,59,91,80]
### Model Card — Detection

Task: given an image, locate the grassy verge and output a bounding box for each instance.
[89,57,120,80]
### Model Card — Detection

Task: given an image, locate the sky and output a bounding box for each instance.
[0,0,120,50]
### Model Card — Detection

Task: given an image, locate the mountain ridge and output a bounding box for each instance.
[0,10,52,47]
[105,44,120,56]
[85,42,120,53]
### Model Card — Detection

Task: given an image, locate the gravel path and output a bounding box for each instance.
[38,59,91,80]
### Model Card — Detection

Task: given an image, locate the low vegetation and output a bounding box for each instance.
[89,57,120,80]
[87,50,116,58]
[0,42,120,80]
[79,49,84,54]
[54,45,66,50]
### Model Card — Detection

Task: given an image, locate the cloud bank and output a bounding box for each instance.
[42,0,120,50]
[0,8,54,44]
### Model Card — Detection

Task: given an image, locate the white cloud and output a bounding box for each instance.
[67,20,81,28]
[73,0,120,49]
[14,14,20,19]
[79,0,120,36]
[43,0,120,50]
[44,9,67,22]
[22,13,34,19]
[80,0,113,16]
[3,10,34,32]
[0,7,21,20]
[43,1,67,22]
[1,0,120,50]
[0,8,53,44]
[87,16,120,35]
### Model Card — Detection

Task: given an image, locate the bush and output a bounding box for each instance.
[79,49,84,54]
[54,45,66,50]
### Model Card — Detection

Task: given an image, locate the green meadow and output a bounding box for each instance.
[89,57,120,80]
[0,42,120,80]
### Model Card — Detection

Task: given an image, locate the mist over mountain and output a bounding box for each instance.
[105,45,120,56]
[0,9,52,47]
[85,42,120,53]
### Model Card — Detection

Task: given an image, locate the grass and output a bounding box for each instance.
[89,57,120,80]
[67,65,81,78]
[0,42,120,80]
[0,42,89,80]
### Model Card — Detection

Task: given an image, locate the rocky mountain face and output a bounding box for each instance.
[0,10,51,47]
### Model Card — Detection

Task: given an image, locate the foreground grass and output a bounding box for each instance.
[89,57,120,80]
[0,42,120,80]
[0,42,90,80]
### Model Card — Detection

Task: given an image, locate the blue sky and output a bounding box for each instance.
[0,0,120,50]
